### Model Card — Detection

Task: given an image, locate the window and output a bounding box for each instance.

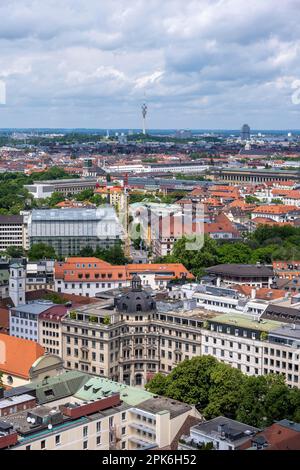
[55,435,61,446]
[83,426,88,438]
[96,436,101,446]
[122,427,126,435]
[122,412,126,421]
[96,421,101,433]
[83,441,88,450]
[41,440,46,450]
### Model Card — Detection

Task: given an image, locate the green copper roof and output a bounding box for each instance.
[212,313,283,332]
[75,376,154,406]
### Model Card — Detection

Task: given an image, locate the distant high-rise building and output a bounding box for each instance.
[241,124,250,141]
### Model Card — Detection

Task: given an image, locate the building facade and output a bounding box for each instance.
[28,207,124,257]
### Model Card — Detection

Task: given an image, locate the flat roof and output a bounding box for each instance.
[11,300,55,315]
[31,207,116,221]
[0,394,35,410]
[191,416,259,445]
[269,325,300,340]
[211,313,283,332]
[137,397,192,419]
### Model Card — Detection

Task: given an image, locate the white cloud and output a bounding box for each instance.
[0,0,299,128]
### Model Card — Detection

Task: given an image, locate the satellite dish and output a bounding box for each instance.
[27,417,31,423]
[48,424,53,430]
[31,418,36,424]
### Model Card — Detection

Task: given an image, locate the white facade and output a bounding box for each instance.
[9,264,26,307]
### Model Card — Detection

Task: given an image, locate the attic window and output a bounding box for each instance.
[44,389,54,397]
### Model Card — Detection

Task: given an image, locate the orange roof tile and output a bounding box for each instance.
[0,334,44,379]
[253,204,299,215]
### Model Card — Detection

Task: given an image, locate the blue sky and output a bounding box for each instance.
[0,0,300,129]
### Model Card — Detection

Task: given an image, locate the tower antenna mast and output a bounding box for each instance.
[141,103,147,135]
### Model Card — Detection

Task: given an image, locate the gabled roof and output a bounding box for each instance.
[0,334,44,379]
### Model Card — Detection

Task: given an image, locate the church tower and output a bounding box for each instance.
[9,263,26,307]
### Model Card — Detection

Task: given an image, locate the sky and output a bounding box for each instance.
[0,0,300,129]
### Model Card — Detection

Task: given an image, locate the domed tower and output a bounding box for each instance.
[116,275,157,387]
[116,274,156,314]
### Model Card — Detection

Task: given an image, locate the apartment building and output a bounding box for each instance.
[38,305,68,357]
[251,205,300,223]
[0,371,200,450]
[0,215,28,251]
[54,257,193,296]
[179,417,259,450]
[0,260,9,300]
[26,260,55,291]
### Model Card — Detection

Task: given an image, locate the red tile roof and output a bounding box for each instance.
[0,334,44,379]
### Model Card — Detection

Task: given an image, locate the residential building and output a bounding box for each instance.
[0,260,9,300]
[0,215,28,251]
[54,257,193,296]
[38,305,68,357]
[28,207,124,257]
[251,205,300,223]
[26,260,55,291]
[179,416,259,450]
[9,301,56,342]
[243,420,300,450]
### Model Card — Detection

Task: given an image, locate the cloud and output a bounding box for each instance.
[0,0,299,128]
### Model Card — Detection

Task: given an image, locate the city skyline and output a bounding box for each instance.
[0,1,300,129]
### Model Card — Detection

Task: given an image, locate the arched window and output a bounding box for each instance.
[7,376,13,385]
[122,303,128,311]
[136,304,142,312]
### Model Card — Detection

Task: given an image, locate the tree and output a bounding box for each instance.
[168,235,219,277]
[42,292,65,304]
[28,243,56,261]
[145,373,167,395]
[6,246,25,258]
[245,195,260,204]
[217,243,252,264]
[47,191,65,207]
[204,363,245,419]
[271,199,283,204]
[74,188,94,202]
[146,357,300,427]
[147,356,219,406]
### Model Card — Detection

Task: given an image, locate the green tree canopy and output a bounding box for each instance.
[28,243,56,261]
